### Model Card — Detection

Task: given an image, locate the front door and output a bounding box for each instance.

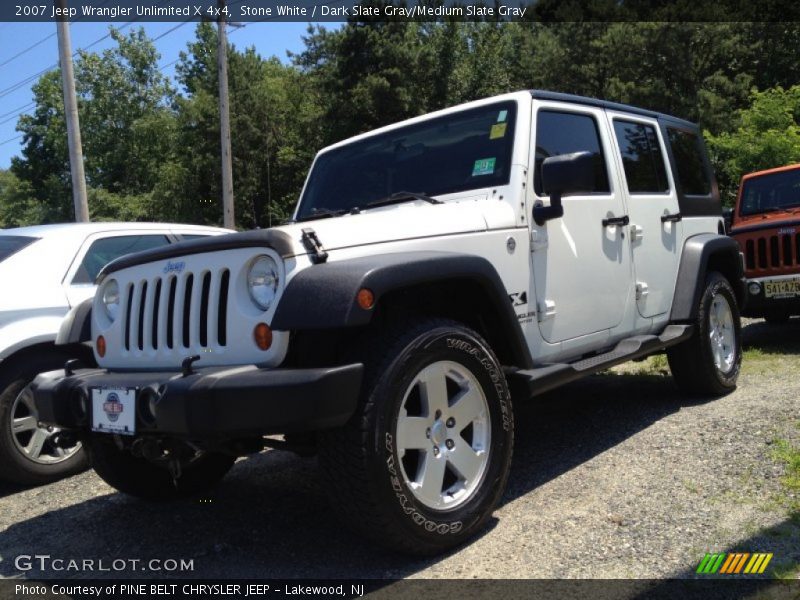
[530,104,633,344]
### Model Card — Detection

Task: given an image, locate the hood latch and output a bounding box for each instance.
[301,228,329,264]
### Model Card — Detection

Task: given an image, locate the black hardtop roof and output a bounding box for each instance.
[530,90,697,129]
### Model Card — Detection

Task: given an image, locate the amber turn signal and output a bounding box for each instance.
[254,323,272,351]
[357,288,375,310]
[96,335,106,358]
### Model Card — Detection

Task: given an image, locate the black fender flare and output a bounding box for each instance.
[669,233,746,322]
[56,298,93,345]
[272,251,533,369]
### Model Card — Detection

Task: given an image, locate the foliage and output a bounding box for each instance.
[2,20,800,227]
[705,86,800,206]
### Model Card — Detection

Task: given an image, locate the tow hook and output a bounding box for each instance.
[131,437,164,461]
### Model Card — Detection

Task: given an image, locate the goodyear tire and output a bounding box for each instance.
[319,318,514,555]
[667,272,742,397]
[87,434,234,500]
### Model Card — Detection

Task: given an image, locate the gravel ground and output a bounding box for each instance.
[0,318,798,580]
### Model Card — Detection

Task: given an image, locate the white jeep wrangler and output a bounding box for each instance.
[33,91,745,555]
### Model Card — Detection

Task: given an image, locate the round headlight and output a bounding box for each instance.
[102,279,120,322]
[247,255,279,311]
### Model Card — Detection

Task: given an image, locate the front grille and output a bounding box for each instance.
[123,269,230,352]
[743,233,800,272]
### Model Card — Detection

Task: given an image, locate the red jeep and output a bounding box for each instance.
[729,164,800,322]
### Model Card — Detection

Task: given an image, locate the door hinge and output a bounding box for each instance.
[537,299,556,322]
[530,229,548,252]
[635,282,649,301]
[630,224,644,242]
[301,228,329,264]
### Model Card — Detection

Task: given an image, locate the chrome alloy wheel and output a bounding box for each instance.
[10,384,81,465]
[709,293,736,373]
[395,360,491,511]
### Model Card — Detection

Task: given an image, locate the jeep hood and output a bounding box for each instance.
[276,201,498,254]
[98,201,509,279]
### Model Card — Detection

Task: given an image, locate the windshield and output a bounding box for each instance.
[0,235,38,263]
[740,168,800,216]
[295,101,517,221]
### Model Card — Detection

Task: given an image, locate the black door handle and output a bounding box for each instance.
[602,215,629,227]
[661,212,682,223]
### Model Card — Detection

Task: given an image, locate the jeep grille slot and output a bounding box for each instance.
[743,233,798,274]
[199,272,211,347]
[166,276,177,349]
[182,274,194,349]
[151,279,162,350]
[124,283,134,351]
[745,240,755,270]
[218,269,229,346]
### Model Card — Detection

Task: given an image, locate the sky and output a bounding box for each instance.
[0,20,324,168]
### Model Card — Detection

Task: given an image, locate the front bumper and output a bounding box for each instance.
[31,364,363,438]
[741,275,800,318]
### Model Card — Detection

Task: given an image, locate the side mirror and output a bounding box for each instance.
[533,151,595,225]
[722,207,734,233]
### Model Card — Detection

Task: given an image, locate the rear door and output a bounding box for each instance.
[607,112,682,318]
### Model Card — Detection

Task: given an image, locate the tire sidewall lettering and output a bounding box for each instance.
[379,328,510,539]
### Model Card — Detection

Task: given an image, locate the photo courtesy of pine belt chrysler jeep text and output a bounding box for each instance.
[32,91,746,555]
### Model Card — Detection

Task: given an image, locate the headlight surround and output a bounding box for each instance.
[101,279,120,322]
[247,255,280,311]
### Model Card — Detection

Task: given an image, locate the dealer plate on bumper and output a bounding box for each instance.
[764,277,800,299]
[91,387,136,435]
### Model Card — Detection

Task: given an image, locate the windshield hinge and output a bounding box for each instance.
[301,228,328,264]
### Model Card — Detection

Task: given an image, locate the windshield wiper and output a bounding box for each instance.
[295,207,348,222]
[365,191,443,209]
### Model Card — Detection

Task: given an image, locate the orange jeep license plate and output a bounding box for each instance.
[764,278,800,299]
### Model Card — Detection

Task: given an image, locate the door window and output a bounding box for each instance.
[667,128,711,195]
[534,110,610,196]
[72,235,170,284]
[613,120,669,193]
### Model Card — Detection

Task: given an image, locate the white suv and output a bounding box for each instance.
[34,91,745,554]
[0,222,229,484]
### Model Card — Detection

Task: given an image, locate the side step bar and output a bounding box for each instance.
[507,324,694,399]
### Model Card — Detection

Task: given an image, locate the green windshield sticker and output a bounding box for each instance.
[472,157,496,176]
[497,110,508,122]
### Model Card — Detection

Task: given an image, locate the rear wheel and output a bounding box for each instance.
[87,435,234,500]
[667,272,742,396]
[320,318,514,555]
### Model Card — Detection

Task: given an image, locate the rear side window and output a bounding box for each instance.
[613,120,669,193]
[0,236,38,263]
[667,128,711,195]
[72,235,170,284]
[535,110,610,196]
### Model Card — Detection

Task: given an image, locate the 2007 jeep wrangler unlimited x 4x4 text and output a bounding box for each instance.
[33,91,745,555]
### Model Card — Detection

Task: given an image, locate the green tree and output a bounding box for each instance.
[705,86,800,206]
[0,169,41,228]
[12,27,176,223]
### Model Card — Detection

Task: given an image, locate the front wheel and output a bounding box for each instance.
[320,319,514,556]
[667,272,742,396]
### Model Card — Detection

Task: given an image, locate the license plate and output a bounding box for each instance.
[91,387,136,435]
[764,278,800,299]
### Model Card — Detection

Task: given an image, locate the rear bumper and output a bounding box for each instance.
[31,364,363,438]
